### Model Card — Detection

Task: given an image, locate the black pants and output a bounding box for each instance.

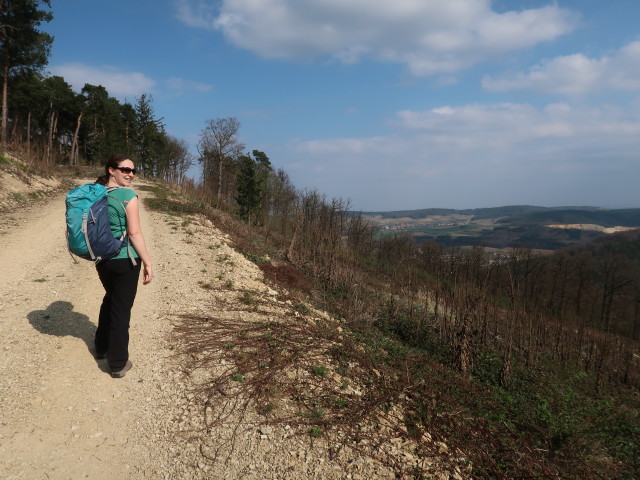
[95,258,141,370]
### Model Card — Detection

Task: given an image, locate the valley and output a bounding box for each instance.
[361,205,640,250]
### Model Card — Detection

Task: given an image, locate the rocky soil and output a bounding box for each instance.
[0,169,467,479]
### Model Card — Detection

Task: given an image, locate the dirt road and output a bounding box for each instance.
[0,187,204,479]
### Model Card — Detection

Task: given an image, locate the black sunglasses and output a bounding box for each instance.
[115,166,136,174]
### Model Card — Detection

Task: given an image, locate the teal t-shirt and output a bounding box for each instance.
[107,187,139,260]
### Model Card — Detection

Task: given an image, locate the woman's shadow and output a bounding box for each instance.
[27,301,104,368]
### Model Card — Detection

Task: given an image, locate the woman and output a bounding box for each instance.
[94,154,153,378]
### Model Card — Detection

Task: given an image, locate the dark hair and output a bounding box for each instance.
[95,154,132,185]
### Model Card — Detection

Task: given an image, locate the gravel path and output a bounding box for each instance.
[0,186,201,479]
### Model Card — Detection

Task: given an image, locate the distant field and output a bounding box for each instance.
[368,213,473,226]
[395,222,489,236]
[361,205,640,250]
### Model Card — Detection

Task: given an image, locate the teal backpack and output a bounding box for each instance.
[65,183,136,264]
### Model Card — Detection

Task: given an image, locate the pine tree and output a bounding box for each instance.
[236,150,272,224]
[133,94,166,176]
[0,0,53,145]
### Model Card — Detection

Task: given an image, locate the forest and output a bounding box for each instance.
[0,1,192,183]
[2,2,639,478]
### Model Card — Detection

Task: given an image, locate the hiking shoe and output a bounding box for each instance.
[110,360,133,378]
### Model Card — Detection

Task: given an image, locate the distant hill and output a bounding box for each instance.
[360,205,603,221]
[357,205,640,251]
[501,209,640,227]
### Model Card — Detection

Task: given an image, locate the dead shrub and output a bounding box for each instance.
[259,262,312,293]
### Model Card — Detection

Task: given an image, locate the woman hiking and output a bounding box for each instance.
[94,154,153,378]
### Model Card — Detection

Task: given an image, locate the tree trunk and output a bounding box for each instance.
[217,157,224,200]
[286,214,303,265]
[9,114,18,144]
[1,62,8,146]
[71,111,83,165]
[52,112,58,152]
[500,344,513,388]
[27,111,31,159]
[46,106,57,164]
[46,104,53,164]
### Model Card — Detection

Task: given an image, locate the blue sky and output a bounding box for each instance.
[46,0,640,211]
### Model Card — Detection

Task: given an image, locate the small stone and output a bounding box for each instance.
[403,452,416,462]
[436,441,449,454]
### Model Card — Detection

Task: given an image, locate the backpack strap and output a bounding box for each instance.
[82,210,96,260]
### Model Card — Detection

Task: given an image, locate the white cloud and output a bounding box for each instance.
[483,41,640,94]
[49,63,155,99]
[174,0,218,28]
[283,102,640,210]
[176,0,577,75]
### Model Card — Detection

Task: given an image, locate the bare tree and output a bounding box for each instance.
[164,135,193,183]
[267,167,297,237]
[198,117,244,202]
